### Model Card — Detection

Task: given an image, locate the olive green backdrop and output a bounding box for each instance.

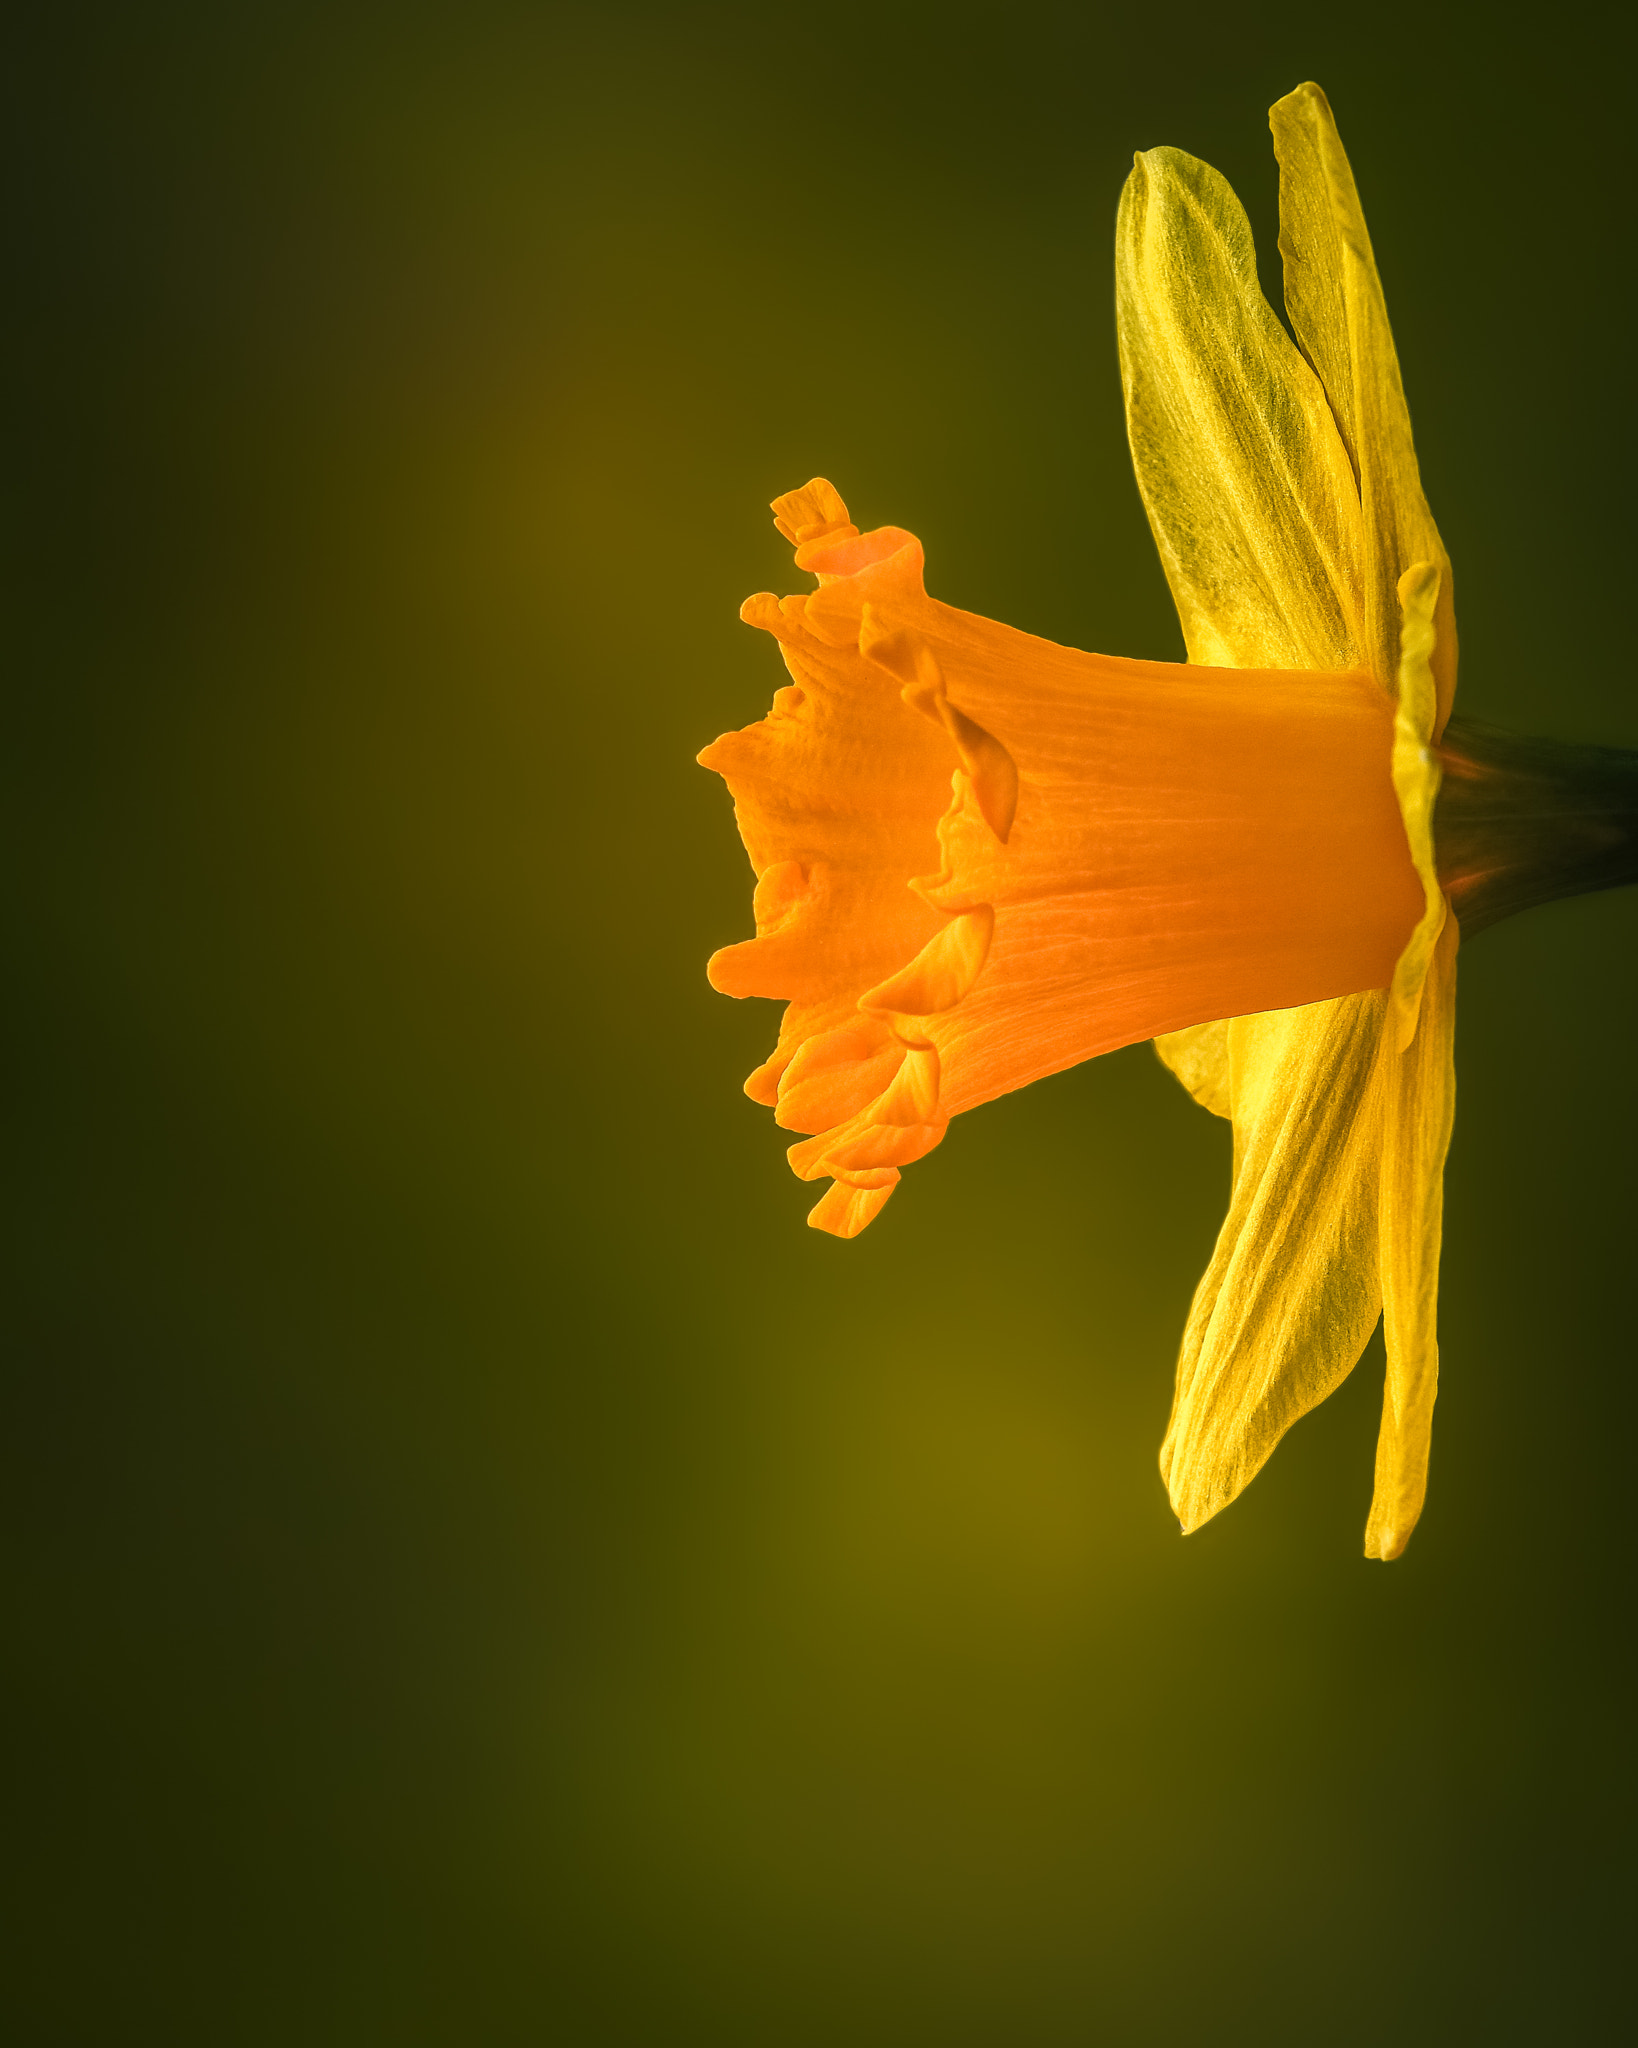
[8,3,1635,2042]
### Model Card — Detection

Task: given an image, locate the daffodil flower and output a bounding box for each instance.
[701,84,1636,1557]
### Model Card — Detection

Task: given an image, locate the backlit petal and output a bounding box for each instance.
[1161,992,1389,1531]
[1270,82,1457,731]
[1153,1022,1233,1120]
[1133,91,1461,1553]
[1116,145,1365,673]
[1366,917,1457,1559]
[1388,562,1448,1049]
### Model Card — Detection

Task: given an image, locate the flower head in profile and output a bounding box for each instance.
[702,84,1457,1558]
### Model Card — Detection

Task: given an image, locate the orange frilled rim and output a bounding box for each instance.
[700,482,1424,1237]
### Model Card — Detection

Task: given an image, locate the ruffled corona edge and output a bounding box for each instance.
[699,480,1002,1237]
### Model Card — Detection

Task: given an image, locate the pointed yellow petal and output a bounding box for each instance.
[1269,82,1457,730]
[1365,917,1457,1559]
[1160,992,1388,1533]
[1137,93,1462,1547]
[1115,144,1366,673]
[1154,1022,1233,1119]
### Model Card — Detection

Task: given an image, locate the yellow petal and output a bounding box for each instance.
[1154,1022,1232,1119]
[1269,82,1457,731]
[1115,144,1365,673]
[1140,91,1463,1550]
[1160,992,1389,1531]
[1388,562,1448,1050]
[1365,916,1457,1559]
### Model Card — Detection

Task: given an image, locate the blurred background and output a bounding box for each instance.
[7,3,1636,2041]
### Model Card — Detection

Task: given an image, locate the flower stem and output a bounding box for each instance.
[1434,718,1638,938]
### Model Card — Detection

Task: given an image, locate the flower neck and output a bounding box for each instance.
[1434,718,1638,937]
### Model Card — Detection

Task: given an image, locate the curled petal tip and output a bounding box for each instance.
[797,529,929,602]
[859,613,1017,842]
[1396,560,1441,611]
[696,731,745,774]
[751,859,811,935]
[704,946,741,996]
[742,1045,793,1107]
[1274,79,1329,115]
[706,940,790,1000]
[771,478,855,547]
[774,1026,902,1134]
[857,604,925,684]
[861,906,993,1018]
[806,1174,897,1238]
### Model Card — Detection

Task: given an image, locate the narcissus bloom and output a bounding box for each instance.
[702,84,1456,1558]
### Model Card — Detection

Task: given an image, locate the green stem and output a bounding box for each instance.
[1434,718,1638,938]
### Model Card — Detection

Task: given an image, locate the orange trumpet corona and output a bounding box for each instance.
[702,479,1423,1236]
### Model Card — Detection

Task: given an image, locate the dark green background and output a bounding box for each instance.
[8,3,1635,2041]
